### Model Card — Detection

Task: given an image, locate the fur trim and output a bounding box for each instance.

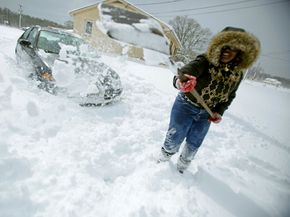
[207,31,261,71]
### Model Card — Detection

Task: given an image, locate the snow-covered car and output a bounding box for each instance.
[15,26,122,106]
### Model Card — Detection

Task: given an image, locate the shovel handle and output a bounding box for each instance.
[190,89,215,118]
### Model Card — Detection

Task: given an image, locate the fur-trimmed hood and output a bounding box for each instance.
[207,27,261,71]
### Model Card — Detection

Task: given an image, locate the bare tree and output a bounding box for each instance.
[169,16,212,63]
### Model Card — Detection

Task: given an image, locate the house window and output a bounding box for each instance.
[85,21,93,35]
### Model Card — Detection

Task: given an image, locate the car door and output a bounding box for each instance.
[16,27,38,64]
[15,27,32,61]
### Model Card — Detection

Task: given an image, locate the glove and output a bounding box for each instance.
[208,112,222,124]
[177,74,197,93]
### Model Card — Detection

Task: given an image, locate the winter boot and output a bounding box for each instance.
[177,155,191,174]
[157,147,175,163]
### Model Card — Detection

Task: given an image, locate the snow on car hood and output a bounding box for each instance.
[38,44,122,99]
[37,49,59,68]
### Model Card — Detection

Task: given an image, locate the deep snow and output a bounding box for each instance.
[0,25,290,217]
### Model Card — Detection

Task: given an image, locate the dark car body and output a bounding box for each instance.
[15,26,122,105]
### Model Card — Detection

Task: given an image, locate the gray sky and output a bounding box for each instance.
[1,0,289,79]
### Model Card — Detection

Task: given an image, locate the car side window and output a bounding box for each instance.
[27,28,38,45]
[22,27,33,39]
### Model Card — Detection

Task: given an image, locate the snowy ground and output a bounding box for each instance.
[0,25,290,217]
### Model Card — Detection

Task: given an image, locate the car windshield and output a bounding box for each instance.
[37,30,84,54]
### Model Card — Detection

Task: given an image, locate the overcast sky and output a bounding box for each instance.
[1,0,289,79]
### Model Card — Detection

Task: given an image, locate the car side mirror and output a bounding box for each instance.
[19,39,32,47]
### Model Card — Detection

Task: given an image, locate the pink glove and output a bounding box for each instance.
[208,112,222,124]
[177,74,197,93]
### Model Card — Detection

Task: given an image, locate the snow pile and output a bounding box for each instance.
[143,48,172,66]
[39,43,122,104]
[1,25,290,217]
[98,3,170,55]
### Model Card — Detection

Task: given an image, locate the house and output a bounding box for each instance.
[69,0,181,60]
[263,78,281,87]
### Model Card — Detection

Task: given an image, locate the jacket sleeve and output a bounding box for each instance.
[172,55,208,89]
[213,76,243,115]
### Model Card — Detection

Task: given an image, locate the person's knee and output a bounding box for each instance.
[164,127,184,145]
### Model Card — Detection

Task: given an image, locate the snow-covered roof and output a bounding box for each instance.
[98,2,170,54]
[264,78,281,85]
[69,3,99,16]
[116,0,181,45]
[69,0,181,47]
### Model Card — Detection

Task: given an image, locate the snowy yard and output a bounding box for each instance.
[0,25,290,217]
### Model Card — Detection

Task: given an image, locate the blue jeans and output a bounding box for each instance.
[163,93,211,161]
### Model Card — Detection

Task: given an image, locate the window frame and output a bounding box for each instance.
[27,27,39,47]
[21,27,33,40]
[85,20,93,35]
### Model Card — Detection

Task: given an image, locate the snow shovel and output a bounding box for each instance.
[189,88,215,118]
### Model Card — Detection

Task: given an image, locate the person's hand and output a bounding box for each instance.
[208,112,222,124]
[177,74,197,93]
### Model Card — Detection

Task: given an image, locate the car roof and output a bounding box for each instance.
[34,26,82,39]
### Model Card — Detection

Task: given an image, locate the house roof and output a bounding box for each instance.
[69,3,99,16]
[69,0,181,48]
